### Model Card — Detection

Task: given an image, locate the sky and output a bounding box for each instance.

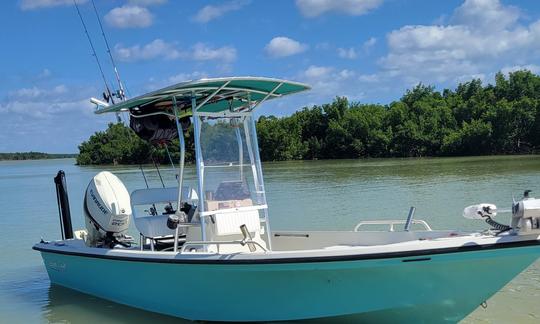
[1,0,540,153]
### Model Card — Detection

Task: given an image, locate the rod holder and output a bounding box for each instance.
[404,206,416,231]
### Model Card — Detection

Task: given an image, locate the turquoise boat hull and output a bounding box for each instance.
[36,243,540,323]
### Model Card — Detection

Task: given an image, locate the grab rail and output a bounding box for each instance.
[354,219,433,232]
[180,239,268,253]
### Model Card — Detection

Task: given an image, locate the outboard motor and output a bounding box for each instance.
[84,171,132,247]
[512,190,540,234]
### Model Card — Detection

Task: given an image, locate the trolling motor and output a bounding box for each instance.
[463,190,540,234]
[462,203,511,232]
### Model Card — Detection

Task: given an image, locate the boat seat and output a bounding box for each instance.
[135,215,176,238]
[204,202,267,253]
[213,209,261,236]
[131,187,197,239]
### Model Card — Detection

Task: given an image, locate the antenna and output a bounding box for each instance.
[90,0,127,101]
[73,0,115,105]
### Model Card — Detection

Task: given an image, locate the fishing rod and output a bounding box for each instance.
[72,0,115,105]
[90,0,128,101]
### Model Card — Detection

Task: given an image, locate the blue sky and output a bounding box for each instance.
[1,0,540,153]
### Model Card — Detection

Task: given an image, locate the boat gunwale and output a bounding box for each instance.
[33,238,540,265]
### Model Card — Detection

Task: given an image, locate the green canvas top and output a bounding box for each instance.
[94,77,310,116]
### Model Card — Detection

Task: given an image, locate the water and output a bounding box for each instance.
[1,156,540,323]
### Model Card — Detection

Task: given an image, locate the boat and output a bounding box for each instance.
[34,77,540,323]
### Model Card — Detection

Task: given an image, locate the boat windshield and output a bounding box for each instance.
[195,115,267,216]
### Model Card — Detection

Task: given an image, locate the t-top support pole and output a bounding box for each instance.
[192,93,207,243]
[172,96,185,214]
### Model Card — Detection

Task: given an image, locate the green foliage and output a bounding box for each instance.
[441,119,492,156]
[76,122,194,165]
[256,70,540,160]
[78,123,144,165]
[200,121,244,163]
[78,70,540,164]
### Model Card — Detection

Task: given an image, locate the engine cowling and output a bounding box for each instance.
[84,171,131,246]
[512,197,540,233]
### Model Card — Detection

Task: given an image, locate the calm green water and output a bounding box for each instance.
[1,156,540,323]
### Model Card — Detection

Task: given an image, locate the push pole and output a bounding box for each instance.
[54,170,74,240]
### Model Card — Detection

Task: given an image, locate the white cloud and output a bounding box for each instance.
[337,37,376,59]
[191,43,237,62]
[114,39,237,63]
[289,1,540,105]
[379,0,540,84]
[0,83,112,152]
[9,84,67,100]
[1,85,93,119]
[338,69,356,79]
[451,0,520,31]
[265,37,308,58]
[315,42,331,50]
[0,98,92,119]
[357,73,380,83]
[337,47,357,59]
[146,71,210,90]
[297,65,364,99]
[167,71,209,84]
[9,87,43,99]
[193,0,250,23]
[304,65,334,79]
[501,64,540,75]
[105,5,153,28]
[362,37,377,51]
[20,0,87,10]
[114,39,180,61]
[296,0,383,18]
[37,68,52,79]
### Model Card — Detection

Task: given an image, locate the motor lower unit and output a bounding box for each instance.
[84,171,132,247]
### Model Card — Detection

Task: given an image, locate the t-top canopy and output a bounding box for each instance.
[94,77,310,116]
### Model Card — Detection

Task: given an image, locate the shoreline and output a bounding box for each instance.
[2,153,537,165]
[0,153,77,161]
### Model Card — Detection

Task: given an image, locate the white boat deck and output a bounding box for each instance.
[35,230,540,264]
